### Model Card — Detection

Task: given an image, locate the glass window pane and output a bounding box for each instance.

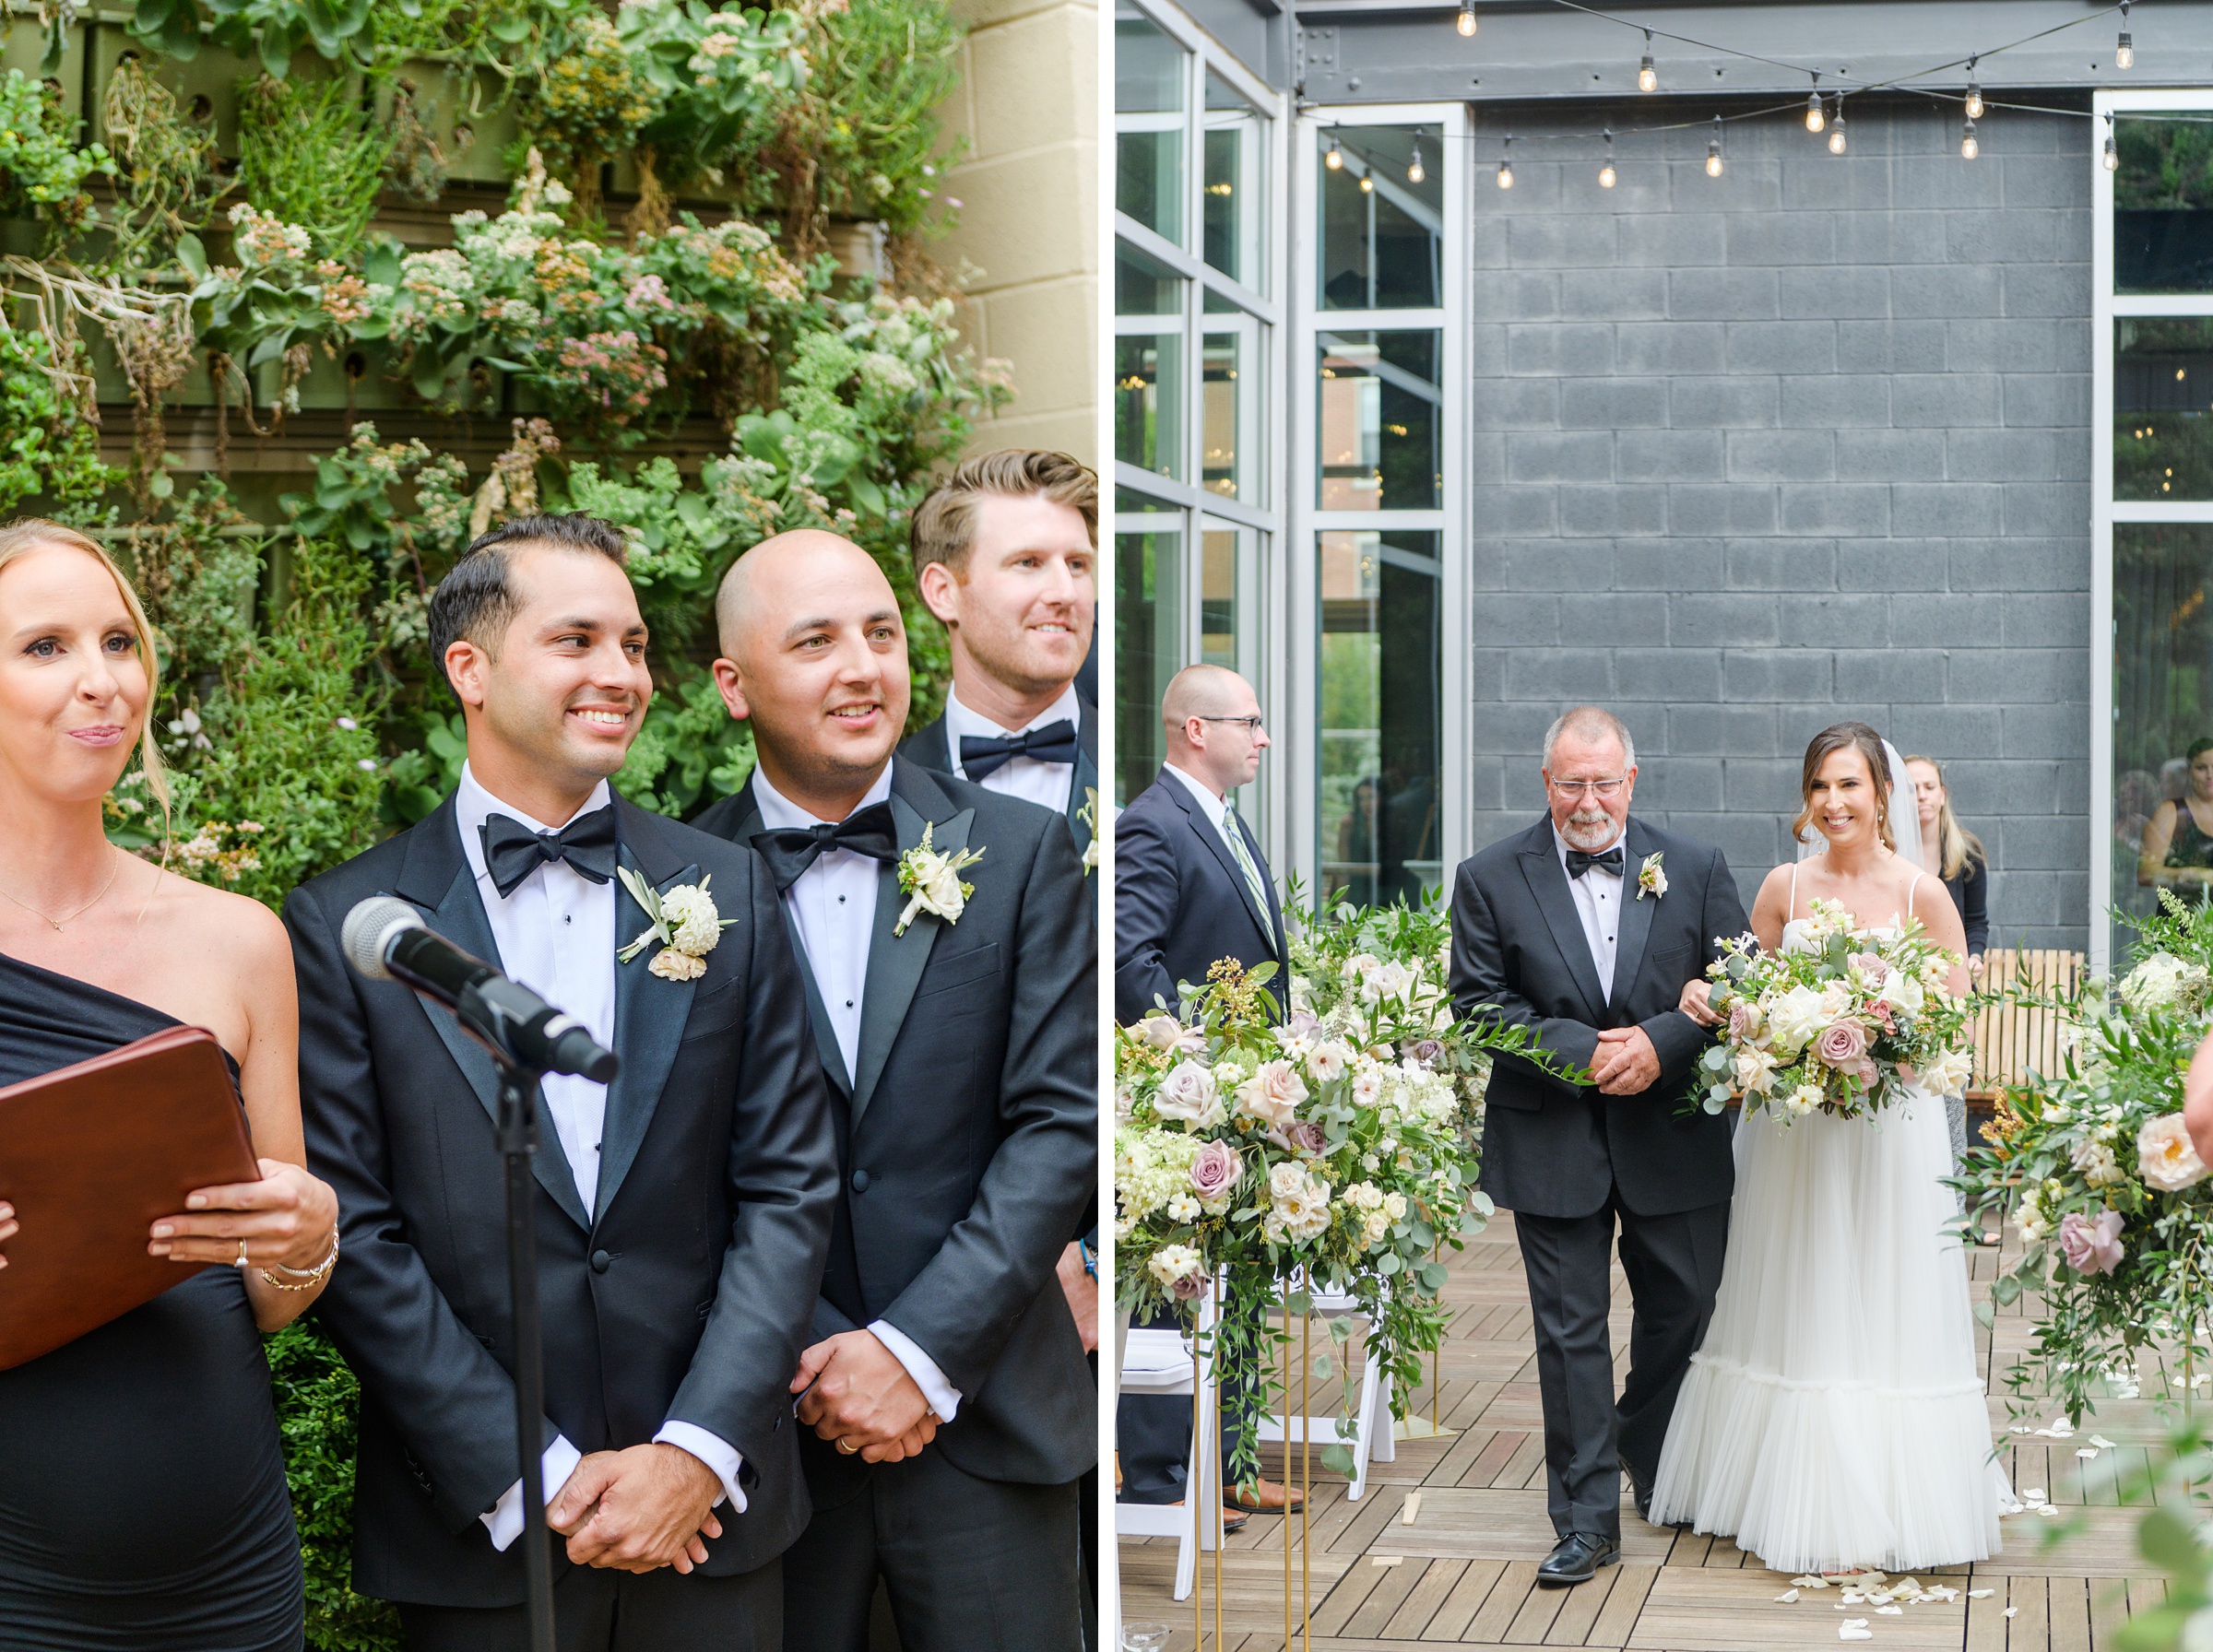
[1116,332,1182,480]
[1201,522,1249,672]
[1116,525,1184,805]
[1203,73,1263,290]
[1319,124,1442,310]
[1202,324,1260,502]
[1117,16,1185,245]
[2116,115,2213,295]
[1320,530,1442,908]
[2117,318,2213,500]
[1317,331,1441,511]
[1116,242,1181,317]
[2113,524,2213,960]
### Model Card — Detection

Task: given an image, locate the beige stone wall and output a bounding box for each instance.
[933,0,1098,469]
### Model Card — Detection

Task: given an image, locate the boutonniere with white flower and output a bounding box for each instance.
[1079,787,1101,873]
[895,823,986,938]
[616,867,737,981]
[1638,852,1667,902]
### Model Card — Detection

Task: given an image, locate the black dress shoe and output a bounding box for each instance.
[1535,1532,1620,1588]
[1618,1457,1653,1521]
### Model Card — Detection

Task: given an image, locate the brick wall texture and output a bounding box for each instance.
[1468,97,2092,950]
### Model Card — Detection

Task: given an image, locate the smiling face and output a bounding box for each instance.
[714,530,911,817]
[1806,744,1886,851]
[442,543,652,820]
[2194,748,2213,802]
[0,542,150,809]
[1907,759,1945,831]
[918,491,1095,710]
[1543,725,1634,853]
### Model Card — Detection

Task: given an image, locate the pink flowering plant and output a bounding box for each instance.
[1696,897,1973,1125]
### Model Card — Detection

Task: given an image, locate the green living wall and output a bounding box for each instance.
[0,2,998,1643]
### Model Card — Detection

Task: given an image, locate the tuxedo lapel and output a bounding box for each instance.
[853,762,967,1126]
[1069,696,1099,861]
[392,804,592,1233]
[593,800,702,1221]
[1162,770,1275,952]
[1515,820,1608,1023]
[1609,819,1659,1009]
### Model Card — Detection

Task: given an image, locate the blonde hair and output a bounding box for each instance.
[1903,753,1987,880]
[909,449,1098,579]
[1792,722,1896,853]
[0,518,171,815]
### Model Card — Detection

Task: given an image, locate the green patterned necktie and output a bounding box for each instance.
[1222,803,1272,922]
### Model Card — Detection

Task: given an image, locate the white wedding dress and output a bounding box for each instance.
[1647,868,2006,1575]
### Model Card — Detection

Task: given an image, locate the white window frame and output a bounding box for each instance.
[1289,99,1470,904]
[2090,88,2213,974]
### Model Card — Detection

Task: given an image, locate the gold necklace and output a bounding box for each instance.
[0,853,123,931]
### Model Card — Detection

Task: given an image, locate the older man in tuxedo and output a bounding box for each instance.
[1448,705,1746,1588]
[691,529,1095,1652]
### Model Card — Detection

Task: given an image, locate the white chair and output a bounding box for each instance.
[1256,1276,1395,1501]
[1113,1292,1221,1602]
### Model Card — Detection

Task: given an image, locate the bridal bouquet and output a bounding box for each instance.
[1959,891,2213,1422]
[1696,898,1973,1123]
[1114,895,1559,1482]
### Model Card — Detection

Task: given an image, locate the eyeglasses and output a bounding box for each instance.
[1196,714,1265,734]
[1546,775,1627,800]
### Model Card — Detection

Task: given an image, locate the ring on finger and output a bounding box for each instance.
[834,1435,859,1456]
[236,1238,250,1268]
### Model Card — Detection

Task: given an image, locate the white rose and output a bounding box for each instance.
[2071,1137,2126,1188]
[1236,1060,1308,1127]
[1269,1161,1308,1201]
[921,861,966,919]
[1139,1012,1187,1051]
[1875,966,1924,1018]
[1154,1061,1223,1126]
[1383,1191,1408,1221]
[1921,1046,1975,1100]
[1732,1047,1779,1096]
[1766,985,1827,1055]
[2139,1114,2210,1192]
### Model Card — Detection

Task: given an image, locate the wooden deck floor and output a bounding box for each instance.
[1117,1211,2181,1652]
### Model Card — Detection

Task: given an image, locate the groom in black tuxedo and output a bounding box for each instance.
[1449,705,1746,1587]
[691,527,1095,1651]
[286,514,839,1647]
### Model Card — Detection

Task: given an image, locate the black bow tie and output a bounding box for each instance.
[1565,845,1625,880]
[960,719,1078,782]
[481,808,619,898]
[753,801,900,893]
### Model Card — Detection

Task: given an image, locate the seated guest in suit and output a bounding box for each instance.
[898,449,1099,865]
[1113,663,1302,1519]
[0,519,338,1651]
[286,513,840,1650]
[692,529,1095,1652]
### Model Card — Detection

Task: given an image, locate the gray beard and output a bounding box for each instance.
[1557,813,1622,852]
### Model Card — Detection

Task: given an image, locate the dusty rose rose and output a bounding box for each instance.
[1235,1060,1308,1127]
[1189,1139,1242,1202]
[1727,1000,1762,1044]
[2057,1210,2125,1275]
[1408,1037,1445,1068]
[1153,1061,1221,1124]
[1813,1020,1869,1070]
[1171,1271,1210,1301]
[1272,1120,1327,1155]
[2138,1114,2211,1192]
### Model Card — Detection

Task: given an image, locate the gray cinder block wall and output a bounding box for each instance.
[1468,97,2092,950]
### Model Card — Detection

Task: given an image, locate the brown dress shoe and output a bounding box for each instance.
[1228,1478,1306,1512]
[1167,1500,1250,1533]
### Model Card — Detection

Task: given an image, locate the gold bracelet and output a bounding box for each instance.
[258,1229,339,1292]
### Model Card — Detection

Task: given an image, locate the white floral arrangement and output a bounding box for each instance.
[617,867,737,981]
[1696,898,1973,1124]
[893,823,984,937]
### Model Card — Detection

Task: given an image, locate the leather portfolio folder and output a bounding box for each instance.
[0,1025,260,1370]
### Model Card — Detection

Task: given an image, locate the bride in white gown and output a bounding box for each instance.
[1647,722,2005,1575]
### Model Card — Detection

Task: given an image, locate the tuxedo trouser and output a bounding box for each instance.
[1117,1308,1253,1504]
[396,1552,779,1652]
[1513,1190,1729,1541]
[781,1447,1083,1652]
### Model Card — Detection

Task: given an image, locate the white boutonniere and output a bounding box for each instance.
[1638,852,1667,902]
[1079,787,1100,873]
[895,823,986,938]
[616,867,737,981]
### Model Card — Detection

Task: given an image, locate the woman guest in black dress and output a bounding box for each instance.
[2140,738,2213,895]
[0,520,338,1650]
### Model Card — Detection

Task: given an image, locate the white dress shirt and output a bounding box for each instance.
[1553,824,1624,999]
[751,761,964,1424]
[454,766,744,1548]
[1163,760,1244,857]
[941,680,1082,816]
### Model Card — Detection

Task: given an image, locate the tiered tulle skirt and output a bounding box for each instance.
[1647,1087,2006,1575]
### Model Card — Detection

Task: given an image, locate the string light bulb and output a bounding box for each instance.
[1828,103,1848,154]
[1965,59,1983,119]
[1638,31,1657,92]
[1960,117,1978,159]
[2116,0,2134,68]
[1456,0,1476,37]
[1359,171,1373,193]
[1805,77,1825,133]
[1497,136,1514,190]
[2105,115,2121,171]
[1407,140,1425,185]
[1599,129,1615,189]
[1706,116,1724,178]
[1325,135,1343,170]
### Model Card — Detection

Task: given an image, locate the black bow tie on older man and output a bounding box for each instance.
[959,719,1079,781]
[752,801,901,893]
[481,808,620,898]
[1565,844,1625,880]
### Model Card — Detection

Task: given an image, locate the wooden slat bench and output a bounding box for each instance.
[1965,947,2086,1130]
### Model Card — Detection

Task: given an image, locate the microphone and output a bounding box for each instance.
[341,896,621,1082]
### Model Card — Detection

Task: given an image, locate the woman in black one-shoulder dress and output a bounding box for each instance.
[0,520,339,1651]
